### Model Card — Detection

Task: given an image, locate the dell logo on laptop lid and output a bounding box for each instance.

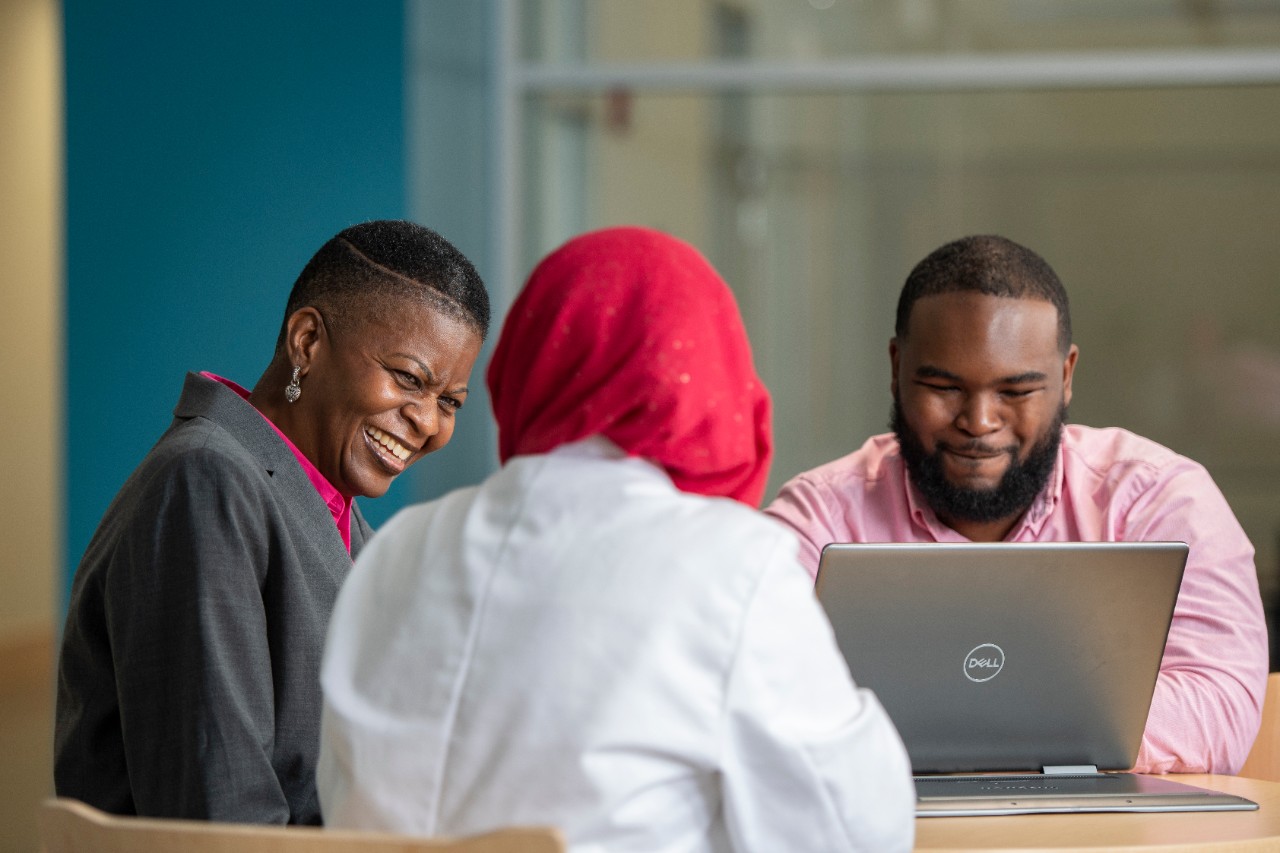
[964,643,1005,682]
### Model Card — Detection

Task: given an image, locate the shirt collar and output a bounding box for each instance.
[200,372,353,553]
[1016,438,1065,538]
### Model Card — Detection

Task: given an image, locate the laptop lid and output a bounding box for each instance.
[815,541,1257,816]
[814,541,1186,775]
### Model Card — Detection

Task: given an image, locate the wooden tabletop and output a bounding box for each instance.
[913,775,1280,851]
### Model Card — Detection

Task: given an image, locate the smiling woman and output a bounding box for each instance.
[53,221,489,827]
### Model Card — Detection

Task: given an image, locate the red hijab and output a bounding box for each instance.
[487,226,773,507]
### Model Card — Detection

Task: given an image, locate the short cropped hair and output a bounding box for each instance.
[275,220,490,353]
[894,235,1072,353]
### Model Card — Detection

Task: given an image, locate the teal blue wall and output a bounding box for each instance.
[63,1,413,589]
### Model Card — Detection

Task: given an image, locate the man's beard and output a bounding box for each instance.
[890,397,1065,525]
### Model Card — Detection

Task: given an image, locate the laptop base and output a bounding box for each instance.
[915,772,1259,817]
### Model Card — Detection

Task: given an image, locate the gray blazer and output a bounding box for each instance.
[55,372,373,825]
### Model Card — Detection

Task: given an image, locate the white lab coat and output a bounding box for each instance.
[318,437,914,852]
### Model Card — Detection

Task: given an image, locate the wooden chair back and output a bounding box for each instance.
[39,798,565,853]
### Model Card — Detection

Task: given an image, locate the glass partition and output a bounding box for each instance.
[522,83,1280,591]
[415,0,1280,646]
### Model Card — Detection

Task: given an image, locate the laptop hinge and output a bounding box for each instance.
[1042,765,1100,775]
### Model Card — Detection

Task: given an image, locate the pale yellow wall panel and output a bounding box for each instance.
[0,0,62,640]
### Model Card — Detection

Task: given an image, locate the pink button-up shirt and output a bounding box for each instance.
[202,372,353,553]
[765,424,1267,775]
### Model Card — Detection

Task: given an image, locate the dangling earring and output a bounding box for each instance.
[285,365,302,403]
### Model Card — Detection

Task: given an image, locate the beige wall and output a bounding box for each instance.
[1,0,61,848]
[0,0,61,645]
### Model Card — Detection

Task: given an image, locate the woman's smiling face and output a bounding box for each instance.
[285,303,483,499]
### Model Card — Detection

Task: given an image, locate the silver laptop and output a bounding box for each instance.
[815,541,1258,816]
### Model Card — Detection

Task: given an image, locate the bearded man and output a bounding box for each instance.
[765,234,1267,775]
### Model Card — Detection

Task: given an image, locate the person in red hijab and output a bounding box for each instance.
[489,224,772,506]
[317,226,915,852]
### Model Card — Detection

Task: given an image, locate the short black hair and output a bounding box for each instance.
[894,235,1072,353]
[274,220,489,353]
